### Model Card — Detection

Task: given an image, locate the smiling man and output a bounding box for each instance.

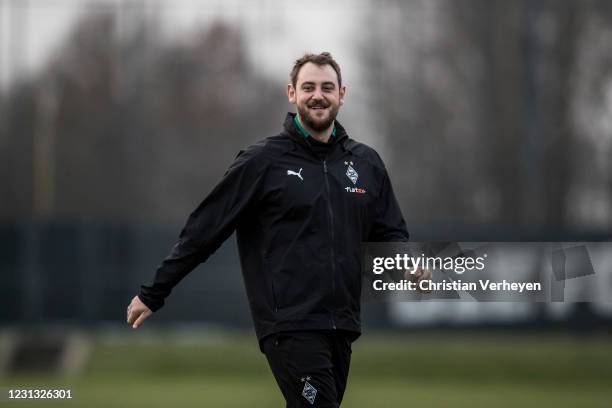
[127,52,425,407]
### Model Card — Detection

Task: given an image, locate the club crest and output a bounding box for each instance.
[345,161,358,185]
[301,381,317,405]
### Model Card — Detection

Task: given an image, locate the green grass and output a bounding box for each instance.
[2,332,612,407]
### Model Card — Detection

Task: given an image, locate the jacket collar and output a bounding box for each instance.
[283,112,351,152]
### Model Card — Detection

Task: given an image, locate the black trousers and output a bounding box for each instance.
[262,330,358,408]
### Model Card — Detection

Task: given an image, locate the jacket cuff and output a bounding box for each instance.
[138,289,164,312]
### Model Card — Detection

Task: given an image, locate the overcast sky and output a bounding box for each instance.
[0,0,366,88]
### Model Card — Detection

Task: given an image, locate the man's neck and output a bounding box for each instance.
[296,114,334,144]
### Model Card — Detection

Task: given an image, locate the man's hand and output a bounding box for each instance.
[126,295,153,329]
[405,267,432,293]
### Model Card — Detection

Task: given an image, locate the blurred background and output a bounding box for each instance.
[1,0,612,407]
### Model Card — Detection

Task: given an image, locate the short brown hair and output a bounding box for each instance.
[290,52,342,87]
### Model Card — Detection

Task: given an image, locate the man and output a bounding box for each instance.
[127,52,429,407]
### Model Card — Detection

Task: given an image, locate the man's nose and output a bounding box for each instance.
[312,87,324,99]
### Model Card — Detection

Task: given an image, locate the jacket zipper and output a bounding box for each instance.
[323,159,337,330]
[272,279,279,313]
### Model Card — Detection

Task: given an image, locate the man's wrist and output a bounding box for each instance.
[137,291,163,312]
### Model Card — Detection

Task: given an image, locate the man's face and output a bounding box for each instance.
[287,62,346,132]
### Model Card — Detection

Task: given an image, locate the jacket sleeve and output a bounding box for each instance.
[138,145,267,311]
[368,165,410,243]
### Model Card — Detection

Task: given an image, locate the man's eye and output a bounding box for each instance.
[303,87,313,91]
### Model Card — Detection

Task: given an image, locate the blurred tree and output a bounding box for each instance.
[361,0,612,238]
[0,83,36,218]
[566,0,612,231]
[361,0,493,234]
[0,9,286,223]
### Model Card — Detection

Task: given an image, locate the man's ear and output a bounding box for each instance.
[339,85,346,105]
[287,84,296,104]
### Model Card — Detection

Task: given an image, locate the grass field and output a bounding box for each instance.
[2,331,612,407]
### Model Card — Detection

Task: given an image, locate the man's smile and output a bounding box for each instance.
[308,104,329,113]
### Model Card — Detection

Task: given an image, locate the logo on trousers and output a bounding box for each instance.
[301,381,317,405]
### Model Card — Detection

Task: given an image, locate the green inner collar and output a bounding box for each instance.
[294,115,336,139]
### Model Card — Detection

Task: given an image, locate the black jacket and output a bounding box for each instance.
[139,113,409,343]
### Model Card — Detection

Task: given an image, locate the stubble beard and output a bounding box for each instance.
[297,102,340,132]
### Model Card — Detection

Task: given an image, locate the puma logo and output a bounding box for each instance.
[287,168,303,181]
